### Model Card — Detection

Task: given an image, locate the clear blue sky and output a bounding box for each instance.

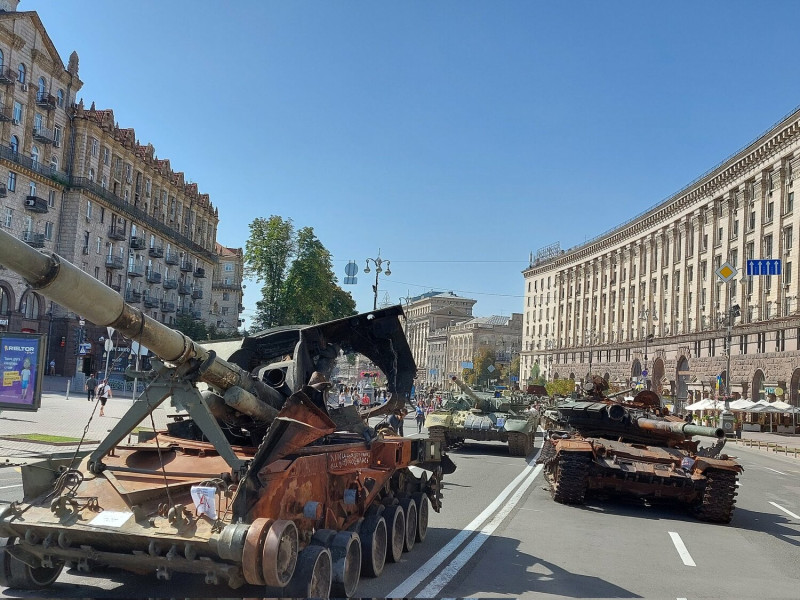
[33,0,800,326]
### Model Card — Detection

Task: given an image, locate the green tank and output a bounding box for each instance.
[425,376,539,456]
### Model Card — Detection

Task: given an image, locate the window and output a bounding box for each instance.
[717,227,723,245]
[103,146,110,165]
[17,63,24,84]
[87,200,93,219]
[12,102,21,124]
[224,263,234,272]
[101,175,107,189]
[88,168,95,182]
[91,138,98,157]
[56,89,64,108]
[784,226,793,254]
[53,125,61,147]
[785,263,792,287]
[28,180,35,196]
[222,292,230,301]
[48,190,56,207]
[732,219,739,238]
[44,221,53,240]
[30,146,38,165]
[766,201,774,223]
[33,112,42,130]
[37,77,45,96]
[7,171,15,191]
[764,235,773,258]
[788,192,795,214]
[749,210,756,231]
[9,135,18,153]
[0,49,3,70]
[3,207,11,228]
[730,249,738,268]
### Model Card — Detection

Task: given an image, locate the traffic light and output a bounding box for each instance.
[59,336,66,347]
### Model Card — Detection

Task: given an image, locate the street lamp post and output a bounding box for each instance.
[364,251,391,311]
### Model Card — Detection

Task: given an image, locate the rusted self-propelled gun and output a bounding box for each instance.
[539,378,743,523]
[0,228,454,597]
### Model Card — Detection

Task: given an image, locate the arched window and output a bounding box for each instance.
[21,291,39,319]
[0,49,4,70]
[0,285,9,315]
[101,175,107,189]
[88,168,95,182]
[17,63,25,84]
[9,135,18,153]
[56,89,64,108]
[37,76,45,96]
[50,155,58,171]
[31,146,39,165]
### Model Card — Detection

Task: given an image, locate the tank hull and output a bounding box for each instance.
[425,409,539,456]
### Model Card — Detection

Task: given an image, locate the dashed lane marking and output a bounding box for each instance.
[668,532,696,567]
[0,484,22,490]
[769,501,800,520]
[764,467,787,475]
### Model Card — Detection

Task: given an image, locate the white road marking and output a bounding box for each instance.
[769,501,800,520]
[668,532,696,567]
[387,450,541,598]
[764,467,787,475]
[0,484,22,490]
[418,464,544,598]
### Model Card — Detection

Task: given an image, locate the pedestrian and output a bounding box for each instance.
[49,359,55,375]
[338,389,346,408]
[86,373,97,402]
[97,378,112,416]
[388,409,404,436]
[415,404,425,433]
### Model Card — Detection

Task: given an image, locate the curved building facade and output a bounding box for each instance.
[522,106,800,412]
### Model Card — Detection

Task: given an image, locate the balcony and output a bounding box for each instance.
[32,125,55,144]
[213,279,241,290]
[23,195,48,213]
[161,301,176,313]
[21,231,45,248]
[143,296,160,308]
[110,283,122,293]
[178,283,191,295]
[162,278,177,290]
[148,245,164,258]
[0,67,17,85]
[108,225,126,241]
[0,145,68,186]
[146,269,162,284]
[125,290,142,303]
[35,91,56,111]
[127,264,144,277]
[0,105,12,122]
[193,267,205,278]
[191,288,203,300]
[192,310,203,320]
[179,260,192,272]
[164,251,179,265]
[105,255,124,270]
[176,307,190,317]
[130,236,146,250]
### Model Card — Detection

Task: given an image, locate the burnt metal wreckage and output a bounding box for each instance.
[538,377,743,523]
[0,227,455,597]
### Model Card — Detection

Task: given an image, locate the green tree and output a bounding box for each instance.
[546,378,576,397]
[530,361,540,381]
[472,347,497,389]
[510,354,521,381]
[245,216,295,330]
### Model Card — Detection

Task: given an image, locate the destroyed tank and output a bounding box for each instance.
[538,377,743,523]
[425,376,539,456]
[0,228,454,597]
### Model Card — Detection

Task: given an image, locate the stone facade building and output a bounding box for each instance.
[210,243,244,335]
[0,4,240,375]
[522,105,800,411]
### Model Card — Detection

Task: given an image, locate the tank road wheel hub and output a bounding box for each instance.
[329,531,361,598]
[241,518,274,586]
[0,537,64,590]
[262,519,299,587]
[412,492,430,542]
[400,497,418,552]
[285,544,332,599]
[360,514,387,578]
[384,504,406,563]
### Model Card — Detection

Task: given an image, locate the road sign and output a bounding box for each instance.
[487,365,496,373]
[641,369,648,377]
[746,259,782,276]
[78,342,92,355]
[343,261,358,285]
[715,261,738,282]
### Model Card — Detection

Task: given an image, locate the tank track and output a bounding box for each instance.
[537,437,556,467]
[692,468,739,523]
[550,453,591,505]
[508,432,533,457]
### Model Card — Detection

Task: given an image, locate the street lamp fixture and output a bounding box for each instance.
[364,251,391,311]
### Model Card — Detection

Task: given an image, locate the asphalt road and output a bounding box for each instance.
[0,436,799,598]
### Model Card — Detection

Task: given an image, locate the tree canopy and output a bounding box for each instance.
[245,216,356,330]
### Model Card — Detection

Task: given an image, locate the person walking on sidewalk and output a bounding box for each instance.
[86,373,97,402]
[415,404,425,433]
[97,378,111,416]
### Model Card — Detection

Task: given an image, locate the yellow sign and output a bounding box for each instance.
[3,371,21,386]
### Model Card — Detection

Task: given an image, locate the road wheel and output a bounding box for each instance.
[383,504,405,563]
[359,515,386,577]
[329,531,361,598]
[284,544,331,599]
[411,492,429,542]
[0,537,63,589]
[399,497,417,552]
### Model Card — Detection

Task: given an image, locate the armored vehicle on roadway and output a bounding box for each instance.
[539,377,743,523]
[425,376,539,456]
[0,228,454,597]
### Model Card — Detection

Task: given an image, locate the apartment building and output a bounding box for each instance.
[522,106,800,410]
[211,243,244,334]
[0,4,241,375]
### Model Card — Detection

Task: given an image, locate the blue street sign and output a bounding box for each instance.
[641,369,648,377]
[746,259,782,276]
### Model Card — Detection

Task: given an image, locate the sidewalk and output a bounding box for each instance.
[0,375,171,463]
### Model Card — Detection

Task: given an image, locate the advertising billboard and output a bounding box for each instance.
[0,332,44,411]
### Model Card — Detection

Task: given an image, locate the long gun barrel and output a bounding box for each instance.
[636,418,725,439]
[0,228,281,421]
[450,375,482,407]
